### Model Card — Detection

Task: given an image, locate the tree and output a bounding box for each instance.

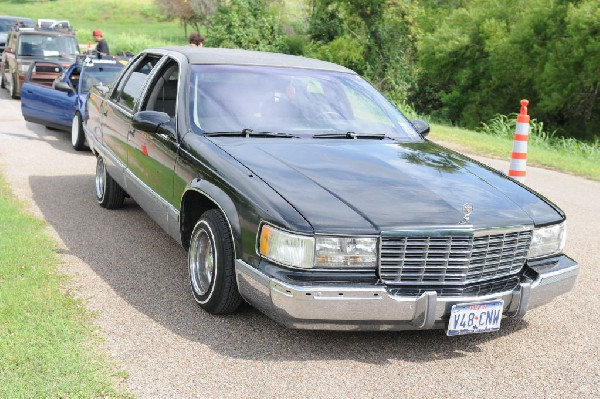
[413,0,600,140]
[307,0,420,104]
[207,0,286,52]
[154,0,219,36]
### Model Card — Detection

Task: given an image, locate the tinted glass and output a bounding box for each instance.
[18,34,79,57]
[117,54,161,111]
[188,64,419,140]
[0,18,34,32]
[81,65,124,93]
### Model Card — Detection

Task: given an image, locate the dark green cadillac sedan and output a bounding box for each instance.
[84,47,579,335]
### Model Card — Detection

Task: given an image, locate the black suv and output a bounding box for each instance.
[1,26,79,98]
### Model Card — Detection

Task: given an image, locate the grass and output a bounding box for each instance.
[429,122,600,181]
[0,173,129,398]
[0,0,187,53]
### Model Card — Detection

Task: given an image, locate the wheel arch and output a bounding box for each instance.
[180,181,241,256]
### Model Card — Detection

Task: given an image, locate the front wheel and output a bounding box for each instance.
[188,209,242,314]
[95,156,125,209]
[71,112,86,151]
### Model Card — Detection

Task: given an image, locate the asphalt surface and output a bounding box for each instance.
[0,89,599,398]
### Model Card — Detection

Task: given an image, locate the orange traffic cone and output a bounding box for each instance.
[508,99,530,183]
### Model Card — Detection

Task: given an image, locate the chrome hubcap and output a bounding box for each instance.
[95,158,105,200]
[71,115,79,146]
[189,225,215,296]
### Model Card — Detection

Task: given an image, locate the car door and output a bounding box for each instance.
[126,56,181,232]
[101,53,162,188]
[21,61,75,129]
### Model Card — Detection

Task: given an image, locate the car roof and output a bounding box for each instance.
[157,46,356,74]
[15,29,75,37]
[0,16,35,23]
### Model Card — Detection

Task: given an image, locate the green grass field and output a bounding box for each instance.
[1,0,186,53]
[0,174,128,398]
[430,123,600,181]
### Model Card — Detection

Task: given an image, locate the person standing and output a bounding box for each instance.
[188,32,205,47]
[92,29,109,57]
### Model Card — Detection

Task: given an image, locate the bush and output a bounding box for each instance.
[207,0,286,52]
[478,114,600,160]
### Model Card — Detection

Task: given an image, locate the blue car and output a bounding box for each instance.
[21,55,128,150]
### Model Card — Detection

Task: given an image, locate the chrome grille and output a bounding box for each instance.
[386,276,521,297]
[379,229,533,285]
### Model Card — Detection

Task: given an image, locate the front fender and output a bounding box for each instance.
[181,179,241,257]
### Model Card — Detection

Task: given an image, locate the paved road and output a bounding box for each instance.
[1,89,599,398]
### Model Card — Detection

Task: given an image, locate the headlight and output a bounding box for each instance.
[259,224,314,269]
[258,224,378,269]
[528,222,567,259]
[315,236,377,268]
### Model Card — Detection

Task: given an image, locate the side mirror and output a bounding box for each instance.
[55,81,74,93]
[132,110,171,133]
[411,119,430,138]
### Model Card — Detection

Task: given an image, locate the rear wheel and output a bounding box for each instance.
[71,112,86,151]
[95,156,125,209]
[188,209,242,314]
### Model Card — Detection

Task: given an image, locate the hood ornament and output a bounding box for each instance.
[459,203,473,225]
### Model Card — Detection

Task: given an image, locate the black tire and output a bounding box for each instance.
[188,209,242,314]
[95,156,125,209]
[71,112,86,151]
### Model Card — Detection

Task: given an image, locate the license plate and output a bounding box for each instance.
[447,300,504,336]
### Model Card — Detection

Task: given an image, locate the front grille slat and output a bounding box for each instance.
[379,229,532,285]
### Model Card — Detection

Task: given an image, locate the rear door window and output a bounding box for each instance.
[113,54,162,112]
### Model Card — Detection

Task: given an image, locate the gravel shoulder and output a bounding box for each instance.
[1,90,598,398]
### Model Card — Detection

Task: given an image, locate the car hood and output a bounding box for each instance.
[216,139,562,234]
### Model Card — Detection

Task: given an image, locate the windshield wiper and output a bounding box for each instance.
[313,131,387,139]
[204,128,298,138]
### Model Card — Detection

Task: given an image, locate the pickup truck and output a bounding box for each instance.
[21,56,128,150]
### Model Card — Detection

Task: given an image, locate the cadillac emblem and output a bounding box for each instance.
[459,203,473,224]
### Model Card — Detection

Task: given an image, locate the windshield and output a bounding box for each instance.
[0,21,14,32]
[0,19,34,32]
[19,34,79,57]
[188,64,420,140]
[80,65,123,93]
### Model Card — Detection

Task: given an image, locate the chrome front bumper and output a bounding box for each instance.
[235,256,579,331]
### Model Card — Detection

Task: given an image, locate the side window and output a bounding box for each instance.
[69,67,81,91]
[142,59,179,118]
[114,54,161,112]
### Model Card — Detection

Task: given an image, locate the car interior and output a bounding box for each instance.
[145,60,179,118]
